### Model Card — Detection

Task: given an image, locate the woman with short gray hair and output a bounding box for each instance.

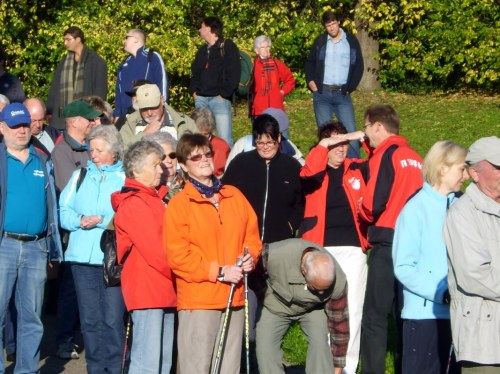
[88,125,124,162]
[250,34,296,117]
[112,140,177,374]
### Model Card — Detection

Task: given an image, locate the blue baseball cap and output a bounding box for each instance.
[0,103,31,127]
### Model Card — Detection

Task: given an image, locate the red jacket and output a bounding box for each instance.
[300,144,369,250]
[210,135,230,177]
[250,56,295,116]
[111,178,176,311]
[163,182,262,310]
[359,135,423,245]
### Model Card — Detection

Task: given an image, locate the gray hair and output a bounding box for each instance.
[143,131,178,149]
[87,125,124,161]
[303,250,335,285]
[253,35,272,50]
[123,140,164,178]
[0,94,10,105]
[191,107,216,133]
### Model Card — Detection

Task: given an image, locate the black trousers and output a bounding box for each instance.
[360,243,402,374]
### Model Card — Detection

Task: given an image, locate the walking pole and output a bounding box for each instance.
[445,343,454,374]
[121,313,132,374]
[212,256,244,374]
[244,247,250,374]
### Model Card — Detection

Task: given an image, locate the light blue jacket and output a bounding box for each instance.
[393,182,456,320]
[59,160,125,265]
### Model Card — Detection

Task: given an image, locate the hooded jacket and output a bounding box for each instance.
[59,160,124,264]
[112,178,176,311]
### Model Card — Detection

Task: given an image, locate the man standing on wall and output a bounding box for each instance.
[46,26,107,130]
[190,16,241,147]
[306,10,364,158]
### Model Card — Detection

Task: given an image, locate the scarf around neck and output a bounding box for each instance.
[189,176,222,198]
[61,46,87,108]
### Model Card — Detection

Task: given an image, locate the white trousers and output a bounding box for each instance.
[325,246,368,374]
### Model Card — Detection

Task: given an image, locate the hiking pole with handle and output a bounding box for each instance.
[121,313,132,374]
[212,255,244,374]
[244,247,250,374]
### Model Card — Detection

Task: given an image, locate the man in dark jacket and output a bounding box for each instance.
[306,10,364,158]
[46,26,107,130]
[190,16,241,147]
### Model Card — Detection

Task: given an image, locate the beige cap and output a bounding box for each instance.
[136,84,162,109]
[466,136,500,166]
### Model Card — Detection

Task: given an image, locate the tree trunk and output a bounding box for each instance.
[355,0,382,92]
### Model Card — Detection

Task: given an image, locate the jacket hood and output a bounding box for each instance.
[111,177,167,211]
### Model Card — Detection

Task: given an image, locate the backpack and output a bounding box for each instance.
[237,50,253,97]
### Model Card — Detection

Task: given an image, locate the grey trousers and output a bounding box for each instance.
[177,308,244,374]
[256,306,333,373]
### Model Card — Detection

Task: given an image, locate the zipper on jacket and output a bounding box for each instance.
[261,164,270,241]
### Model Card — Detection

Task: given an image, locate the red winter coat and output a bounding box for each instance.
[300,144,369,251]
[111,178,176,311]
[250,56,295,116]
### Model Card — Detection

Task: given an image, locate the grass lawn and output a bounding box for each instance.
[231,90,500,373]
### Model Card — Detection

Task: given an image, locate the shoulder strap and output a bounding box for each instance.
[76,167,87,192]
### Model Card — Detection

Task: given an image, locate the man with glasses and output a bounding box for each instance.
[120,83,197,148]
[255,238,349,374]
[358,104,423,374]
[306,10,364,158]
[25,98,60,153]
[444,136,500,373]
[47,26,107,130]
[114,29,168,120]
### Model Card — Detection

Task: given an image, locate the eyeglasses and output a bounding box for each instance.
[31,118,45,124]
[363,122,374,130]
[167,152,177,160]
[187,151,214,162]
[255,140,277,148]
[63,37,74,42]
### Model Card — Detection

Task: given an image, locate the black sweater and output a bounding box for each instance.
[222,150,304,243]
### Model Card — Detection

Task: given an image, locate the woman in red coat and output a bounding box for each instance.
[249,35,295,119]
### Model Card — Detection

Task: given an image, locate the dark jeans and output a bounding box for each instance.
[402,319,459,374]
[55,263,79,345]
[360,243,402,374]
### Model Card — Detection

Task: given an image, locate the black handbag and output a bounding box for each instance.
[100,225,131,288]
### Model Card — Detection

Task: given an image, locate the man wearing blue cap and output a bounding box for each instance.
[0,103,62,373]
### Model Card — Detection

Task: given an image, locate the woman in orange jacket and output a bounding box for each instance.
[164,133,262,374]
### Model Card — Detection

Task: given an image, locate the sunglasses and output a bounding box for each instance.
[167,152,177,160]
[187,151,214,162]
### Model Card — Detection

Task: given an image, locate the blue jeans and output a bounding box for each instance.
[129,309,175,374]
[195,95,233,146]
[313,90,360,158]
[0,236,48,374]
[71,264,125,374]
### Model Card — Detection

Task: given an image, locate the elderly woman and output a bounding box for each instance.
[393,140,467,374]
[300,121,368,374]
[112,140,176,373]
[164,133,262,373]
[191,107,230,177]
[249,35,295,118]
[59,125,125,374]
[143,132,185,201]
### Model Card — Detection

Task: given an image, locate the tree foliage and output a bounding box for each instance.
[0,0,497,110]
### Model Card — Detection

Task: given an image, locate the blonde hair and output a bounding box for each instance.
[422,140,467,186]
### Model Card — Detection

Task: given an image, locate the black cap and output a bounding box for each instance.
[125,79,154,97]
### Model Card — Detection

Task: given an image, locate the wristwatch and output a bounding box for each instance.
[217,266,225,282]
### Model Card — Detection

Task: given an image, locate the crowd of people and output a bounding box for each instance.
[0,9,499,374]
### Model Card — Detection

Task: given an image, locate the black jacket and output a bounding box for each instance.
[305,31,364,94]
[190,38,241,99]
[222,150,304,243]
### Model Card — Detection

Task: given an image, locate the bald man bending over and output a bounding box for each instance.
[256,238,349,374]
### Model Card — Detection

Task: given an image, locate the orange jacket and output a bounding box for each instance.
[163,181,262,310]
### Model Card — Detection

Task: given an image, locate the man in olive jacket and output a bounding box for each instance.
[256,238,349,373]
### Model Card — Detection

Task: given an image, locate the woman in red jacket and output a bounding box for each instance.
[249,35,295,121]
[300,121,368,374]
[112,140,176,374]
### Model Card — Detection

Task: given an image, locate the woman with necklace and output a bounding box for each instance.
[164,133,262,373]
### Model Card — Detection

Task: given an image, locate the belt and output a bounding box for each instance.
[323,84,343,91]
[4,232,47,242]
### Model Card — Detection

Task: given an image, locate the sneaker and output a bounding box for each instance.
[56,339,79,359]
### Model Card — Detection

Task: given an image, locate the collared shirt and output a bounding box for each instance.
[36,130,55,153]
[4,145,47,235]
[323,29,350,86]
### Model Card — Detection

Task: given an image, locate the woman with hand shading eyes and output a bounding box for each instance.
[164,133,262,373]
